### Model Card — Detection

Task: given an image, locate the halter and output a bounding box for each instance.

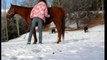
[7,11,15,16]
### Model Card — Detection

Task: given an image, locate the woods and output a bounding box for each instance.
[2,0,8,41]
[1,0,104,41]
[53,0,103,28]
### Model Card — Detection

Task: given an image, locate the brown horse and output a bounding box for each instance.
[6,4,65,44]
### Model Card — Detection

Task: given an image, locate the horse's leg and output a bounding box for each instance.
[33,29,37,44]
[57,25,62,43]
[57,29,62,43]
[54,22,62,43]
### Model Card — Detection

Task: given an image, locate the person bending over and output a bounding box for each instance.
[27,0,50,44]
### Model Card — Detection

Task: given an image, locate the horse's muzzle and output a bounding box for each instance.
[6,15,11,20]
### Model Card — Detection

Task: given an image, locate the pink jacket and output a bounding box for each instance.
[30,1,50,22]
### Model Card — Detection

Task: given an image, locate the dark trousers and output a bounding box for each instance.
[27,17,43,44]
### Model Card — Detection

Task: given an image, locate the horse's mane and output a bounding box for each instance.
[12,4,33,9]
[12,4,52,10]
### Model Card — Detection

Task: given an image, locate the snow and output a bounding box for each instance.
[1,9,8,13]
[2,25,104,60]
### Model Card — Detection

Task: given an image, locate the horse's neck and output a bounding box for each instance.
[15,7,31,25]
[15,7,30,20]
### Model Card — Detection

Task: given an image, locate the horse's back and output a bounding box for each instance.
[49,7,65,19]
[49,7,65,12]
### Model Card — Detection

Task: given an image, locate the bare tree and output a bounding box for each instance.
[13,0,20,36]
[52,0,63,7]
[19,0,39,7]
[3,0,8,40]
[52,0,103,29]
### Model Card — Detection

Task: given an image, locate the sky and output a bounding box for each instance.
[1,0,53,9]
[1,0,22,9]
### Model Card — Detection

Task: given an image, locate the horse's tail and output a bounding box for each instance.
[62,13,66,41]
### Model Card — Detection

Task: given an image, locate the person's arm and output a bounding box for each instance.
[44,5,50,17]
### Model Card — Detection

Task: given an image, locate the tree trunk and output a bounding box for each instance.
[14,0,20,36]
[76,19,79,29]
[3,0,8,40]
[102,0,104,18]
[76,12,79,29]
[16,18,20,36]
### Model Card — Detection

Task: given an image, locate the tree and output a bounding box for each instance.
[19,0,39,7]
[52,0,63,7]
[13,0,20,36]
[3,0,8,40]
[52,0,103,29]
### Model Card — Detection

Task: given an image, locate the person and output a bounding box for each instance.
[27,0,50,44]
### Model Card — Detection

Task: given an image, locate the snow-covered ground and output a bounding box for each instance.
[2,25,104,60]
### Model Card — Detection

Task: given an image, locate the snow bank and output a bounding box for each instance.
[2,25,104,60]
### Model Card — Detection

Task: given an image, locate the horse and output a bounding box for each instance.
[6,4,65,44]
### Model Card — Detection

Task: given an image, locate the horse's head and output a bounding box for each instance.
[6,4,16,20]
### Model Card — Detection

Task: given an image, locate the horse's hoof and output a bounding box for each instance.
[33,42,37,44]
[56,41,61,44]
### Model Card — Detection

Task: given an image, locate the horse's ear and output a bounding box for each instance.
[10,3,13,6]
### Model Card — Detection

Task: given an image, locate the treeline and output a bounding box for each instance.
[53,0,103,28]
[1,16,28,42]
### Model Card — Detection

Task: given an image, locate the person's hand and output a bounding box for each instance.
[47,14,50,17]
